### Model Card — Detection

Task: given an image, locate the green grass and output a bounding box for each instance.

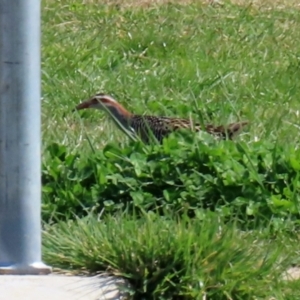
[41,0,300,220]
[42,0,300,298]
[43,213,300,299]
[42,0,300,151]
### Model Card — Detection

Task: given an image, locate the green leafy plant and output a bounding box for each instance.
[42,133,300,227]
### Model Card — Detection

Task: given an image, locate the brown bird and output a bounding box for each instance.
[74,93,248,143]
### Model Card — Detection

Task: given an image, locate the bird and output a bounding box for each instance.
[74,93,249,143]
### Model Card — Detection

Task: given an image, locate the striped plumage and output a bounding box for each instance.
[74,93,248,143]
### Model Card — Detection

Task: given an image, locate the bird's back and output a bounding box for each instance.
[130,115,174,143]
[130,115,248,143]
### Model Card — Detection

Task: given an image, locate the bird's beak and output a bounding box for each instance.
[72,100,90,112]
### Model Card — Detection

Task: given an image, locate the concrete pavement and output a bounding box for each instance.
[0,274,130,300]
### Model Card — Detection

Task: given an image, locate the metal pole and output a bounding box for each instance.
[0,0,51,274]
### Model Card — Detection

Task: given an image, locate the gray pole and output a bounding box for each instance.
[0,0,51,274]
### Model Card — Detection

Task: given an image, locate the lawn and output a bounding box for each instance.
[42,0,300,298]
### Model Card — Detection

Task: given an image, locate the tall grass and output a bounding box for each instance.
[43,213,299,299]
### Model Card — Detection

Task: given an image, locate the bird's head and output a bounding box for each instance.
[74,92,133,122]
[74,93,119,111]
